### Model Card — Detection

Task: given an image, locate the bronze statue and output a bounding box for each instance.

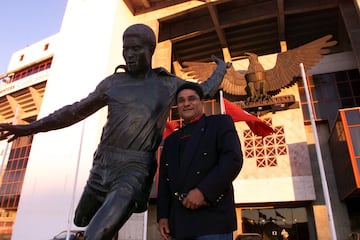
[0,24,229,240]
[180,35,337,101]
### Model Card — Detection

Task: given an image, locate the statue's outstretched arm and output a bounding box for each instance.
[0,80,108,142]
[0,123,34,142]
[199,55,231,98]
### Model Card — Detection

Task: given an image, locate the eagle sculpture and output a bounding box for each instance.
[179,35,337,101]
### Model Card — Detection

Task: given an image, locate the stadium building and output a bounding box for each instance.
[0,0,359,239]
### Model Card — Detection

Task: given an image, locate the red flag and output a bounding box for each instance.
[162,121,179,140]
[223,98,274,137]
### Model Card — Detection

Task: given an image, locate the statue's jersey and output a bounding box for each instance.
[32,67,225,153]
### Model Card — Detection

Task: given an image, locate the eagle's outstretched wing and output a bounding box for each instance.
[265,35,337,94]
[181,61,247,96]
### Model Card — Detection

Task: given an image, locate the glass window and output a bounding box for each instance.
[352,81,360,96]
[0,135,33,209]
[241,207,310,240]
[301,103,310,120]
[337,82,351,98]
[326,101,341,127]
[348,69,360,79]
[299,69,360,128]
[299,88,306,102]
[11,58,52,82]
[310,86,320,101]
[345,109,360,125]
[335,71,347,81]
[349,127,360,156]
[322,83,338,100]
[356,97,360,106]
[341,98,355,108]
[313,102,323,119]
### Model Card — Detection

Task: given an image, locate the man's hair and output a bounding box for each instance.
[176,82,204,103]
[123,24,156,54]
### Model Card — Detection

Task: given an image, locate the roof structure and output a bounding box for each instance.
[125,0,349,64]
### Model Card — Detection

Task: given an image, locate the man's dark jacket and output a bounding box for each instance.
[157,114,243,239]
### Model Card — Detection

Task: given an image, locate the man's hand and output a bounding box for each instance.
[158,218,171,240]
[211,55,232,69]
[182,188,209,210]
[0,124,33,142]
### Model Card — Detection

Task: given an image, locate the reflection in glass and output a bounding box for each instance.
[241,207,310,240]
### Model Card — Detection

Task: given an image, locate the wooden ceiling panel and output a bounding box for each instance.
[159,8,214,42]
[123,0,348,70]
[124,0,189,15]
[0,82,46,123]
[156,0,345,68]
[285,8,340,49]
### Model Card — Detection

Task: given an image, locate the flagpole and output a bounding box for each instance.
[66,120,86,240]
[219,89,225,114]
[300,63,337,240]
[143,210,148,240]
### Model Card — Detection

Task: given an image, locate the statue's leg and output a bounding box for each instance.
[74,188,104,227]
[83,189,136,240]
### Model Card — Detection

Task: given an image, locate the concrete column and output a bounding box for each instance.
[306,123,352,239]
[154,40,173,71]
[313,205,331,240]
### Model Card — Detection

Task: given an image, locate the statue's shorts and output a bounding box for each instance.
[85,144,157,213]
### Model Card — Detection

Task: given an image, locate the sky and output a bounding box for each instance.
[0,0,68,74]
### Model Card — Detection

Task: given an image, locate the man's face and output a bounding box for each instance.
[176,89,203,122]
[123,36,152,73]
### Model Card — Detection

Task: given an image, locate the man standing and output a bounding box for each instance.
[0,24,228,240]
[157,82,243,240]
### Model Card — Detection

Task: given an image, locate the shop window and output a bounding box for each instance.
[241,207,310,240]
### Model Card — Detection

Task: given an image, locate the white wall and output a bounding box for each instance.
[11,1,132,239]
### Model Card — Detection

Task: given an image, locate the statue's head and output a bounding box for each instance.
[122,24,157,73]
[123,24,156,55]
